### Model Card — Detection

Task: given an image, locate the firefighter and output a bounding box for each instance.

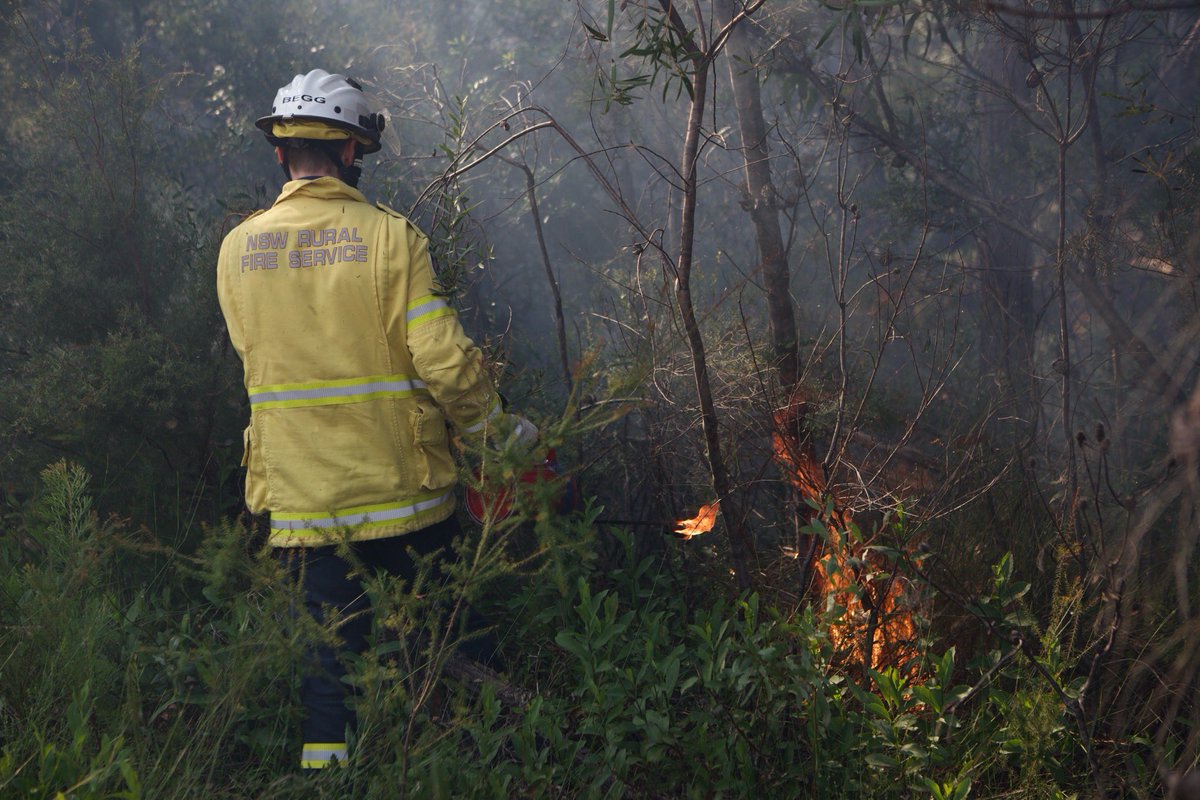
[216,68,535,770]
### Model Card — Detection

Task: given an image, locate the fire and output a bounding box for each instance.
[773,387,921,675]
[675,500,720,539]
[813,527,919,672]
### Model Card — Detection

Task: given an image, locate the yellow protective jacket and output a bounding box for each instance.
[217,177,502,547]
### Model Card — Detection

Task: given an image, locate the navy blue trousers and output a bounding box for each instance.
[277,516,462,751]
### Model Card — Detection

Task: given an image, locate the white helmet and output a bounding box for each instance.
[255,69,384,154]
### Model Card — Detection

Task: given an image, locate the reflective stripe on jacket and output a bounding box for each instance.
[217,177,502,546]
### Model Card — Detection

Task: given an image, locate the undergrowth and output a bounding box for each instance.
[0,461,1167,798]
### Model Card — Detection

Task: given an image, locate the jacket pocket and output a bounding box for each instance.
[410,402,455,491]
[242,423,270,513]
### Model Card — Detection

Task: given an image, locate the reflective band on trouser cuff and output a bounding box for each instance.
[463,396,503,435]
[301,742,347,769]
[270,490,454,532]
[406,294,455,328]
[248,374,428,410]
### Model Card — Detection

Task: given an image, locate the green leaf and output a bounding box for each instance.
[374,639,405,657]
[901,10,919,57]
[555,630,589,661]
[938,648,956,688]
[583,22,610,42]
[913,685,942,713]
[864,544,901,561]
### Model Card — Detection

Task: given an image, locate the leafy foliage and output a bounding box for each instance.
[0,465,1128,797]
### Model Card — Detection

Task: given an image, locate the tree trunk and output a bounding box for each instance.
[673,60,755,592]
[975,36,1038,435]
[716,0,799,394]
[659,0,757,591]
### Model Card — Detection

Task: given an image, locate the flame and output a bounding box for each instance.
[772,387,921,676]
[813,529,919,671]
[675,500,720,539]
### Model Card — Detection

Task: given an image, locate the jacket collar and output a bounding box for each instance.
[273,176,369,206]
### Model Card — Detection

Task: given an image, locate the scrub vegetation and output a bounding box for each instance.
[1,0,1198,797]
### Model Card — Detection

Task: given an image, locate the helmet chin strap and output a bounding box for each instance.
[340,143,365,188]
[278,150,293,182]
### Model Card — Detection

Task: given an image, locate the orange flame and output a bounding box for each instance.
[772,387,921,676]
[675,500,720,539]
[813,530,919,672]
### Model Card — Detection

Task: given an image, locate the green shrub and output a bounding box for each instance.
[0,462,1154,797]
[0,684,141,800]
